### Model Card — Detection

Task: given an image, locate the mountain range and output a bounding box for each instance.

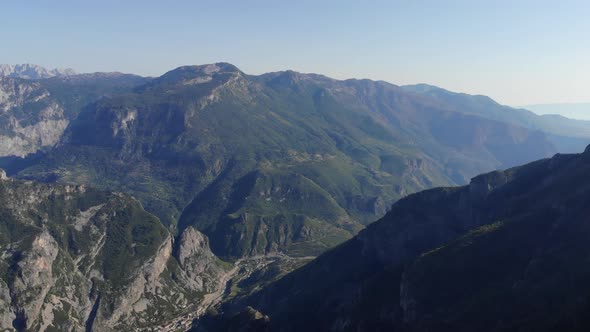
[2,63,582,260]
[1,63,590,331]
[523,102,590,121]
[0,64,76,80]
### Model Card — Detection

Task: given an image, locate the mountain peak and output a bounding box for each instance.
[402,83,441,93]
[170,62,241,76]
[150,62,242,87]
[0,63,76,79]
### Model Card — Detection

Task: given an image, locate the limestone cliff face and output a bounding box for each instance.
[10,231,60,329]
[177,227,224,293]
[0,77,69,157]
[0,171,226,331]
[0,279,15,328]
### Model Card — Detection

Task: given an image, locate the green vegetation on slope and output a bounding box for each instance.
[18,63,557,259]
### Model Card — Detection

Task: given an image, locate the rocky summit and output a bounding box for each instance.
[0,64,76,80]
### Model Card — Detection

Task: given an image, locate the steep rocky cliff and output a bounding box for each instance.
[0,77,68,157]
[0,170,225,331]
[0,73,149,164]
[0,64,76,80]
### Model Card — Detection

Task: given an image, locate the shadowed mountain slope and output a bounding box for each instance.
[201,146,590,332]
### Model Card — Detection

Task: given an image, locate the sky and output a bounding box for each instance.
[2,0,590,107]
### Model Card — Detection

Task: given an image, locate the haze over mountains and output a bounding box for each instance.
[1,63,589,331]
[0,64,76,80]
[524,103,590,121]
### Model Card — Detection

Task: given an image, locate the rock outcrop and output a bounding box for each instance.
[0,171,226,331]
[0,77,69,157]
[176,227,224,293]
[0,64,76,79]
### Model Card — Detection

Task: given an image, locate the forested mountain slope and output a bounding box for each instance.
[17,63,557,259]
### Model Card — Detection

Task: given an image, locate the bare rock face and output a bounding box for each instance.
[0,64,76,79]
[10,231,59,329]
[0,77,69,157]
[177,227,224,292]
[95,235,174,328]
[0,279,16,328]
[0,177,227,331]
[93,228,227,330]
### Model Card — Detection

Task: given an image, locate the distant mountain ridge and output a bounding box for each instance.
[402,84,590,152]
[0,64,77,79]
[523,102,590,121]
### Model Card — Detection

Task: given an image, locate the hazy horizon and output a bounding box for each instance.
[522,102,590,121]
[3,0,590,110]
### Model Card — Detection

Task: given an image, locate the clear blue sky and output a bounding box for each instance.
[2,0,590,106]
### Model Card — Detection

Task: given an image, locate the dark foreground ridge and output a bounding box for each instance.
[198,145,590,332]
